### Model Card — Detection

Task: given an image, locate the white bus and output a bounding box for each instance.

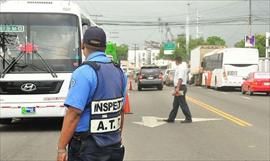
[202,48,259,89]
[0,0,95,124]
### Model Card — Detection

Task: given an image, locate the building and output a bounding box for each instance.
[128,48,160,69]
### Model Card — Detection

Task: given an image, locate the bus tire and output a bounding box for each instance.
[138,85,142,91]
[157,84,163,90]
[0,118,12,125]
[241,87,246,94]
[248,88,253,96]
[214,77,218,90]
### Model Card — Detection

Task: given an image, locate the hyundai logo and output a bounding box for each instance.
[21,83,37,92]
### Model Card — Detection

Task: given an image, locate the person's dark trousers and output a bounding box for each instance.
[168,85,192,121]
[68,134,125,161]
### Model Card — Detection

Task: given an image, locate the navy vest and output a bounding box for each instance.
[81,61,125,147]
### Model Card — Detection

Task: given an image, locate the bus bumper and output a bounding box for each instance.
[0,104,66,118]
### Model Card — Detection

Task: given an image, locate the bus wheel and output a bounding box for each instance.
[248,88,253,96]
[214,78,218,90]
[214,83,219,91]
[0,118,12,125]
[241,87,246,94]
[138,85,142,91]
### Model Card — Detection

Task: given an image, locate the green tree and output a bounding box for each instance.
[105,42,118,63]
[158,35,206,61]
[158,35,226,60]
[234,34,266,57]
[116,44,128,60]
[206,36,226,46]
[234,39,245,47]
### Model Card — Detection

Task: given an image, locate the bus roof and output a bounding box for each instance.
[203,49,222,57]
[203,48,259,57]
[220,48,259,54]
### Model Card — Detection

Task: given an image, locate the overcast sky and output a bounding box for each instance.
[74,0,270,48]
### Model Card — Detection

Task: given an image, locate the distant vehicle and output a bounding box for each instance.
[159,65,168,75]
[241,72,270,95]
[189,45,225,85]
[0,1,95,124]
[202,48,259,89]
[137,66,163,91]
[163,69,175,86]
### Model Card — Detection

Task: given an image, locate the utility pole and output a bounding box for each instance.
[248,0,252,36]
[265,32,270,72]
[196,9,200,39]
[266,33,269,57]
[186,3,190,60]
[158,17,164,43]
[133,44,138,68]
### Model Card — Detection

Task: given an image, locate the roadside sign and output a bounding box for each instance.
[245,35,255,47]
[0,25,24,32]
[163,42,176,55]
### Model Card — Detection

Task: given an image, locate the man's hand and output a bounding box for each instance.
[57,107,81,161]
[172,87,181,96]
[57,152,67,161]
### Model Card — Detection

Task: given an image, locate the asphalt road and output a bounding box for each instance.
[0,84,269,161]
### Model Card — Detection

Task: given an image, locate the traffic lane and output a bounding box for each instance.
[186,86,269,159]
[128,86,220,119]
[124,87,268,160]
[193,86,269,110]
[123,119,267,160]
[0,118,61,160]
[188,86,269,131]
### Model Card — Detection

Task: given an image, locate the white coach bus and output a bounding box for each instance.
[202,48,259,89]
[0,0,95,124]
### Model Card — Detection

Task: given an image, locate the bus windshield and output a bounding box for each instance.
[0,13,81,73]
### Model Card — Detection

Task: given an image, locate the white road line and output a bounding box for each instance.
[221,92,228,95]
[242,96,251,100]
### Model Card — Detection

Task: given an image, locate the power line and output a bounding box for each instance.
[97,16,269,26]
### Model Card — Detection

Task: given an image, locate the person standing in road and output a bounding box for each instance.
[165,56,192,123]
[57,26,126,161]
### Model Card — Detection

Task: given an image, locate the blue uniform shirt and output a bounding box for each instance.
[64,51,127,132]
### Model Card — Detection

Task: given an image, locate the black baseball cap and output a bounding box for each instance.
[83,26,106,48]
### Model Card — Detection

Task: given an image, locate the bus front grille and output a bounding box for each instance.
[0,80,64,95]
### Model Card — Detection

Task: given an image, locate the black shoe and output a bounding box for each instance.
[163,119,174,123]
[181,119,192,123]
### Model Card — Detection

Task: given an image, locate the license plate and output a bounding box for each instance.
[21,107,36,115]
[148,77,154,79]
[264,82,270,86]
[227,71,237,76]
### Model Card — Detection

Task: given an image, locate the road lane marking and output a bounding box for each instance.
[221,92,228,95]
[187,96,252,127]
[133,116,222,128]
[242,96,251,100]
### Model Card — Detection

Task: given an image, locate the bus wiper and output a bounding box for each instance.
[0,54,11,66]
[0,43,58,78]
[34,51,58,78]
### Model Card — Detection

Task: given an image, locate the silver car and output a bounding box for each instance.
[137,66,163,91]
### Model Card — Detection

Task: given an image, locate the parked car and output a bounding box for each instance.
[163,69,175,86]
[137,65,163,91]
[241,72,270,95]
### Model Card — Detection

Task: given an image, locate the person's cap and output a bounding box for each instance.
[83,26,106,48]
